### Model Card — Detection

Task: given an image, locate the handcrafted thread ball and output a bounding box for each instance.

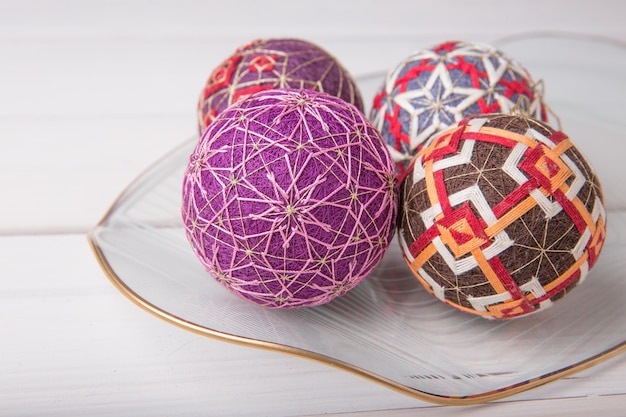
[183,89,398,308]
[398,113,606,319]
[197,38,364,134]
[370,40,547,175]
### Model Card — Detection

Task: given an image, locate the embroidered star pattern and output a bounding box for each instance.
[399,114,605,319]
[371,40,547,176]
[198,38,363,134]
[184,90,397,308]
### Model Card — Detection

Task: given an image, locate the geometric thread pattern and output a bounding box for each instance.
[398,114,606,319]
[183,89,397,308]
[197,38,364,134]
[370,40,547,176]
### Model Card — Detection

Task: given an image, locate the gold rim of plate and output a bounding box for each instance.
[88,229,626,405]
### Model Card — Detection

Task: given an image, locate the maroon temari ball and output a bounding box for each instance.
[183,89,398,308]
[197,38,364,134]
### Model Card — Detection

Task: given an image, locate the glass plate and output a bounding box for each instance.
[89,33,626,405]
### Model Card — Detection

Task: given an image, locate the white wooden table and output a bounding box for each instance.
[2,1,626,415]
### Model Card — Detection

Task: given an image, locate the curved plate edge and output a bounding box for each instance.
[87,225,626,406]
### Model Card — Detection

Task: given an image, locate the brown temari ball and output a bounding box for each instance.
[398,114,606,319]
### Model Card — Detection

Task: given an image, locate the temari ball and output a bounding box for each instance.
[398,113,606,319]
[370,40,547,175]
[197,38,364,134]
[183,89,398,308]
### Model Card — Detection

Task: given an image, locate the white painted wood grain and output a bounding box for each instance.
[2,0,625,41]
[316,395,626,417]
[0,234,420,416]
[3,1,626,232]
[2,234,626,416]
[0,37,418,233]
[0,116,192,233]
[3,1,626,415]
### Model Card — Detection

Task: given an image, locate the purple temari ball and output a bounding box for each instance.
[197,38,364,134]
[183,89,398,308]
